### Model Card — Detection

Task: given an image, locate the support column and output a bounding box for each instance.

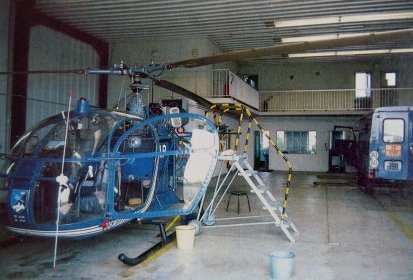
[10,0,34,146]
[9,2,109,147]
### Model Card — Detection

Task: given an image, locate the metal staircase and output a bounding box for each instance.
[195,103,299,243]
[199,151,299,243]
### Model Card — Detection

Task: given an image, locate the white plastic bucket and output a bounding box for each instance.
[269,250,295,280]
[175,225,196,250]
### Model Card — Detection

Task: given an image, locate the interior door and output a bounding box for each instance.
[254,131,260,170]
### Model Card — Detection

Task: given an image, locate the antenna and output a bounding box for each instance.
[53,94,72,268]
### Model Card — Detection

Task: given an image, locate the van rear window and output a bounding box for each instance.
[383,119,404,143]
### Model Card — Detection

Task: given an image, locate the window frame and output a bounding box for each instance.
[276,130,317,154]
[382,118,404,143]
[381,71,398,88]
[355,72,372,98]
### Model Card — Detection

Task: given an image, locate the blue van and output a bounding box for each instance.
[365,106,413,192]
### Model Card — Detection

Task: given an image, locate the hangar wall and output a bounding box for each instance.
[235,56,413,172]
[238,56,413,91]
[0,0,10,153]
[247,115,360,172]
[26,26,99,129]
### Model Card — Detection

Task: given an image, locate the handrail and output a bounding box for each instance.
[153,69,413,112]
[208,103,292,220]
[260,88,413,112]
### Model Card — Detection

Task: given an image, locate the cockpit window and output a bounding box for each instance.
[12,111,116,157]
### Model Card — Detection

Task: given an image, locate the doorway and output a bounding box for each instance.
[329,126,357,172]
[254,130,270,171]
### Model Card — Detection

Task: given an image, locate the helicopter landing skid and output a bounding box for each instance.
[118,221,176,266]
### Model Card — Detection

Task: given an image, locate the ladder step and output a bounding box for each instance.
[250,185,270,193]
[224,157,298,242]
[240,170,258,176]
[217,150,248,161]
[281,219,299,233]
[262,205,283,213]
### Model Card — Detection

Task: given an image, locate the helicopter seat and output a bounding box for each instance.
[76,171,106,214]
[77,183,105,214]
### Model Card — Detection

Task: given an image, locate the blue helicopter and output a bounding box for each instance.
[0,63,220,239]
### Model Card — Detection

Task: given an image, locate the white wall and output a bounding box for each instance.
[0,0,10,152]
[238,56,413,91]
[242,115,360,172]
[26,26,99,128]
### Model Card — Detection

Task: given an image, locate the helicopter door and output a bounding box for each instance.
[110,121,160,213]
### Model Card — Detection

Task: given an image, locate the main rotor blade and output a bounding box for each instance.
[0,69,85,75]
[154,79,212,108]
[167,29,413,68]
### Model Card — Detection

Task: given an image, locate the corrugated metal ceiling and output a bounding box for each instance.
[35,0,413,62]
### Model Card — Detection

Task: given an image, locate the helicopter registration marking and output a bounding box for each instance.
[159,144,167,158]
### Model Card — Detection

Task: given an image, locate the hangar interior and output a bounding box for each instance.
[0,1,413,279]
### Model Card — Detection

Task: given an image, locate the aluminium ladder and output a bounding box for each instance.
[199,151,299,243]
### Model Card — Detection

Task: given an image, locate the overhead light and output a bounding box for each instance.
[272,12,413,28]
[274,17,336,28]
[337,49,392,55]
[289,51,336,58]
[281,33,366,43]
[391,48,413,54]
[289,48,413,58]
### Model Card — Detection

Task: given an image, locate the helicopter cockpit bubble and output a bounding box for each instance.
[1,105,219,237]
[2,106,118,226]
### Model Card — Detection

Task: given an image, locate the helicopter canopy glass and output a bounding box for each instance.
[12,110,116,158]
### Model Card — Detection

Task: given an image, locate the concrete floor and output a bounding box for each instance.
[1,171,413,279]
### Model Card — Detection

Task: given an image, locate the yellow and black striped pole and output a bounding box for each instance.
[208,103,292,220]
[244,108,293,220]
[207,106,224,152]
[244,117,252,155]
[234,106,244,152]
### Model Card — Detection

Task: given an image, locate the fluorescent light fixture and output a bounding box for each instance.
[338,50,392,55]
[289,48,413,58]
[273,12,413,28]
[274,17,337,28]
[282,34,338,43]
[281,33,366,43]
[391,48,413,53]
[289,51,337,58]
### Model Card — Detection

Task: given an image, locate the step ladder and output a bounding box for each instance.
[199,151,299,243]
